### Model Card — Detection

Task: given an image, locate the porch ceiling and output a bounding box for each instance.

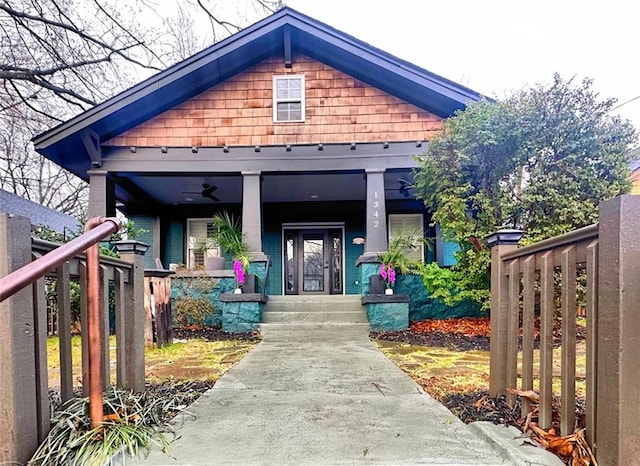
[123,170,415,206]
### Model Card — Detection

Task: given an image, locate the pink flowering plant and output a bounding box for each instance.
[376,232,423,290]
[233,259,246,288]
[379,262,396,289]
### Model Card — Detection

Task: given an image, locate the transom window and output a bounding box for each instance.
[388,214,424,263]
[186,219,220,269]
[273,75,305,122]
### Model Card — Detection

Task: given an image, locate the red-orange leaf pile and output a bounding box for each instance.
[410,317,491,337]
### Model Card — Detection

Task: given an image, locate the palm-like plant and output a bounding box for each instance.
[377,232,424,276]
[209,211,251,271]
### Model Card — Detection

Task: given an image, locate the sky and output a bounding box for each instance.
[284,0,640,130]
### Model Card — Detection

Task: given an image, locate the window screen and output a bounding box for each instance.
[273,75,305,122]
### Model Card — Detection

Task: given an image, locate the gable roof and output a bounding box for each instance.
[33,6,485,179]
[0,189,78,233]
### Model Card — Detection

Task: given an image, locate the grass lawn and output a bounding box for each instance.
[47,335,258,388]
[376,340,586,401]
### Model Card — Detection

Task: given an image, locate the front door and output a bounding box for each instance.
[284,228,343,295]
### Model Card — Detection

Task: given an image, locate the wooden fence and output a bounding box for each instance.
[489,195,640,466]
[0,214,146,465]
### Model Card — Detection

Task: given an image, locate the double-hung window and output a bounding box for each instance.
[186,219,220,269]
[273,75,305,122]
[388,214,424,262]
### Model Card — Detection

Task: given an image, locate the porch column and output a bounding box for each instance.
[241,171,264,255]
[364,168,388,256]
[87,169,116,219]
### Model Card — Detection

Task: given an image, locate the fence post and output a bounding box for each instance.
[0,214,39,464]
[596,194,640,465]
[485,229,524,398]
[119,243,148,392]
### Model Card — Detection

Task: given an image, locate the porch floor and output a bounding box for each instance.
[126,324,562,465]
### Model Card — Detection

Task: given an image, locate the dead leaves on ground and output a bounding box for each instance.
[508,387,597,466]
[410,317,491,337]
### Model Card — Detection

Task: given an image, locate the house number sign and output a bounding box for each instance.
[372,191,380,227]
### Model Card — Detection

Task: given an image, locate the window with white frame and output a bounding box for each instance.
[388,214,424,262]
[273,75,305,122]
[186,219,221,269]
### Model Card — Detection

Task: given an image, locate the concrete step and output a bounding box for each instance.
[264,295,362,313]
[262,294,367,325]
[259,322,371,336]
[262,310,367,323]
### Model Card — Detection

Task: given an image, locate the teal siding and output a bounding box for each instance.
[345,228,364,294]
[435,223,459,267]
[164,219,184,265]
[263,231,282,295]
[441,241,460,267]
[129,216,156,269]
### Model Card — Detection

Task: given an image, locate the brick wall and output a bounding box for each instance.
[105,55,443,147]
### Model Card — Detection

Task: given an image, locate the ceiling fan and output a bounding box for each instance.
[182,183,220,201]
[385,178,413,198]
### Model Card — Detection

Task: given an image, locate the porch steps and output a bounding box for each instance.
[261,295,367,324]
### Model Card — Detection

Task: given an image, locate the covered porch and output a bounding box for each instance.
[83,141,427,296]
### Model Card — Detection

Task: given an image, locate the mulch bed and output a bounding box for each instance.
[371,329,491,351]
[172,326,261,342]
[371,316,586,352]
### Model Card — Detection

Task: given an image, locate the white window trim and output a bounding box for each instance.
[388,213,425,263]
[273,75,305,123]
[186,218,221,269]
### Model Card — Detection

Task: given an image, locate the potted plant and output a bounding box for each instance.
[209,211,253,292]
[375,232,422,294]
[379,262,396,294]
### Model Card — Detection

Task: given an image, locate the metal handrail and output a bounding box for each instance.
[0,217,122,302]
[0,216,122,429]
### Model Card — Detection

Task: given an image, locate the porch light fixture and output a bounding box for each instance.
[416,141,423,148]
[350,143,356,150]
[129,147,137,153]
[223,145,229,153]
[255,145,261,152]
[285,144,292,151]
[309,194,319,199]
[191,146,198,153]
[383,142,389,149]
[161,146,168,154]
[484,229,525,248]
[317,144,323,151]
[352,237,365,245]
[113,240,149,256]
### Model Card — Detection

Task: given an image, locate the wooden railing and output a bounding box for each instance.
[488,195,640,466]
[0,213,147,465]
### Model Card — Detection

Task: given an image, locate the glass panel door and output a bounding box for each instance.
[284,232,297,294]
[330,230,343,294]
[284,228,343,295]
[302,233,325,292]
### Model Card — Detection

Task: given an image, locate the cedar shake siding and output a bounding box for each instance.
[105,55,443,147]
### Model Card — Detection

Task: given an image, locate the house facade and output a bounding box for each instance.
[33,8,482,308]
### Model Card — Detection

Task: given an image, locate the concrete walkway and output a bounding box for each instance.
[128,324,562,465]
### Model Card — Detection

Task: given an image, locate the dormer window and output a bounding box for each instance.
[273,75,305,122]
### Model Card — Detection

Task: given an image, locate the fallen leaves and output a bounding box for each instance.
[410,317,491,337]
[511,389,597,466]
[506,387,540,403]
